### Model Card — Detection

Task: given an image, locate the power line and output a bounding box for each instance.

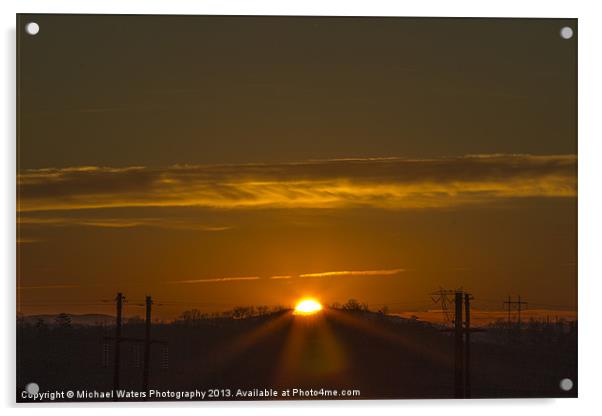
[104,293,168,399]
[504,295,528,326]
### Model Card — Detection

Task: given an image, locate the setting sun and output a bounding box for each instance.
[294,299,323,315]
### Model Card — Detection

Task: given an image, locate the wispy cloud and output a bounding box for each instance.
[17,216,232,231]
[16,238,42,244]
[299,268,406,278]
[166,268,405,284]
[18,154,576,212]
[167,276,260,284]
[267,268,406,279]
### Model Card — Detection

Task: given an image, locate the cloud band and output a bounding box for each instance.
[18,154,576,212]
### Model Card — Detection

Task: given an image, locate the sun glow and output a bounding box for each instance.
[294,298,323,315]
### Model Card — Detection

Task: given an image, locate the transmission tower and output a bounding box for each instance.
[431,287,460,325]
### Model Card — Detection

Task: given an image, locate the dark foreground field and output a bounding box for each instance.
[17,309,577,401]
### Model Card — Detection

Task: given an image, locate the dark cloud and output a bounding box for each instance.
[18,154,576,212]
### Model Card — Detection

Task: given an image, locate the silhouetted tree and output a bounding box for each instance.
[378,305,389,315]
[35,318,47,331]
[342,299,368,312]
[232,306,255,319]
[179,309,206,322]
[54,313,72,328]
[256,306,269,316]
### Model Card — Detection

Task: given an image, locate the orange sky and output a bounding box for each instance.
[17,16,577,319]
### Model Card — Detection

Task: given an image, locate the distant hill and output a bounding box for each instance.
[20,313,115,326]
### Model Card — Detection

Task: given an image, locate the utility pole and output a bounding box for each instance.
[436,288,484,398]
[464,293,472,398]
[454,291,464,399]
[142,296,153,394]
[113,292,125,398]
[104,293,166,400]
[517,296,527,327]
[504,296,528,328]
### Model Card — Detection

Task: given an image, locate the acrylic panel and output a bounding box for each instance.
[16,14,577,402]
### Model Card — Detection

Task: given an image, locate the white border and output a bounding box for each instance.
[2,1,601,415]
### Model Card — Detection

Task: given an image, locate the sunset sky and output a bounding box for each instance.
[17,15,577,319]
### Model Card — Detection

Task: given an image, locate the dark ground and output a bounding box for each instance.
[16,309,577,402]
